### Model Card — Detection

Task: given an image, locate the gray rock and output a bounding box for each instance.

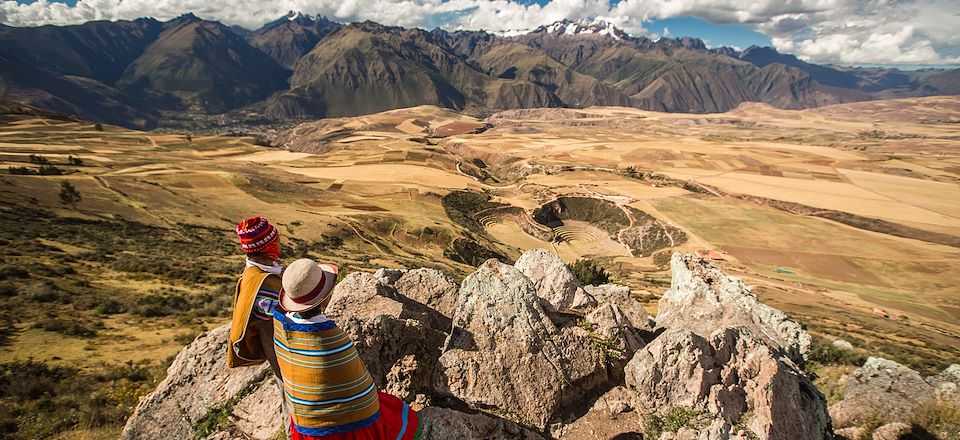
[120,325,281,440]
[374,267,408,285]
[571,289,599,310]
[625,327,832,440]
[231,378,284,439]
[871,422,911,440]
[585,283,654,331]
[584,303,645,364]
[655,253,811,363]
[325,272,404,320]
[833,426,864,440]
[419,407,546,439]
[926,363,960,403]
[514,248,588,311]
[326,271,449,332]
[829,357,937,428]
[832,339,854,352]
[341,314,446,401]
[437,259,605,429]
[394,268,460,319]
[588,386,636,415]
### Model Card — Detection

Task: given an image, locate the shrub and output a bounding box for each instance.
[34,318,100,337]
[96,299,125,315]
[567,259,611,285]
[807,338,865,367]
[0,359,159,439]
[643,407,706,439]
[0,282,16,297]
[27,154,49,164]
[21,282,62,303]
[59,181,81,207]
[0,265,29,279]
[38,164,63,175]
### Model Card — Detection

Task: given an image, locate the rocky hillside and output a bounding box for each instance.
[118,250,959,439]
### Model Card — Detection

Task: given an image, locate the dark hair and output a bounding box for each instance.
[298,304,325,319]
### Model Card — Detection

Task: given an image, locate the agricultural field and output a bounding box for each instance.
[1,96,959,437]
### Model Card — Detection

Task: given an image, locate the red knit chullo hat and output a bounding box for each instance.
[236,216,280,260]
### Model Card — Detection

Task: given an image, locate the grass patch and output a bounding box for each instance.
[642,406,707,439]
[909,402,960,440]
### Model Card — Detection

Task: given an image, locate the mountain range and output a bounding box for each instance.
[1,13,957,129]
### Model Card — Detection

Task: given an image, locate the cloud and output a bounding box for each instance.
[0,0,957,66]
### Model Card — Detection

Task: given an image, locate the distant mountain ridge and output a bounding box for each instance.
[0,13,956,128]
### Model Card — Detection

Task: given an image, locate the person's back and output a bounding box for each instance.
[227,216,283,377]
[275,259,420,440]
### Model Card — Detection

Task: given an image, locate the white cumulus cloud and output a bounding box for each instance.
[0,0,957,66]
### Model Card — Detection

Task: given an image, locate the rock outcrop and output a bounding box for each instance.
[656,253,811,364]
[119,326,281,440]
[437,259,605,429]
[625,328,832,440]
[830,357,960,432]
[122,251,842,440]
[514,248,594,312]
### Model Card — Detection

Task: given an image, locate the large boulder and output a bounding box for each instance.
[327,271,450,332]
[514,248,594,311]
[926,363,960,402]
[585,283,655,331]
[656,253,811,363]
[393,268,460,320]
[437,259,606,429]
[419,407,547,439]
[829,357,938,428]
[625,327,833,440]
[119,325,283,440]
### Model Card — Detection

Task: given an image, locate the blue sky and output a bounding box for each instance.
[3,0,958,67]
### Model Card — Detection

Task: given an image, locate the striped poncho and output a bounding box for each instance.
[273,311,381,435]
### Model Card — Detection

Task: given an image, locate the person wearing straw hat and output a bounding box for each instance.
[274,258,421,440]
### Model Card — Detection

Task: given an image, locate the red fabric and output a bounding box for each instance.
[291,392,419,440]
[260,239,281,261]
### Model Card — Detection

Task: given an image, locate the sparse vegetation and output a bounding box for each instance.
[642,407,707,439]
[0,359,161,439]
[568,259,611,285]
[909,402,960,440]
[577,319,622,365]
[807,338,866,367]
[194,385,255,438]
[59,181,82,208]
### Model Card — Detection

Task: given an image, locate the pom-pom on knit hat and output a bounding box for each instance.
[235,216,279,254]
[280,259,339,313]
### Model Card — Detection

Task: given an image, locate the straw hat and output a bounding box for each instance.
[280,259,339,313]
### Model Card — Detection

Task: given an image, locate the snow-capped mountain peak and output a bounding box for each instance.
[533,18,628,40]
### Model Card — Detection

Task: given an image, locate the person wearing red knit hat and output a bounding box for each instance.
[230,216,289,438]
